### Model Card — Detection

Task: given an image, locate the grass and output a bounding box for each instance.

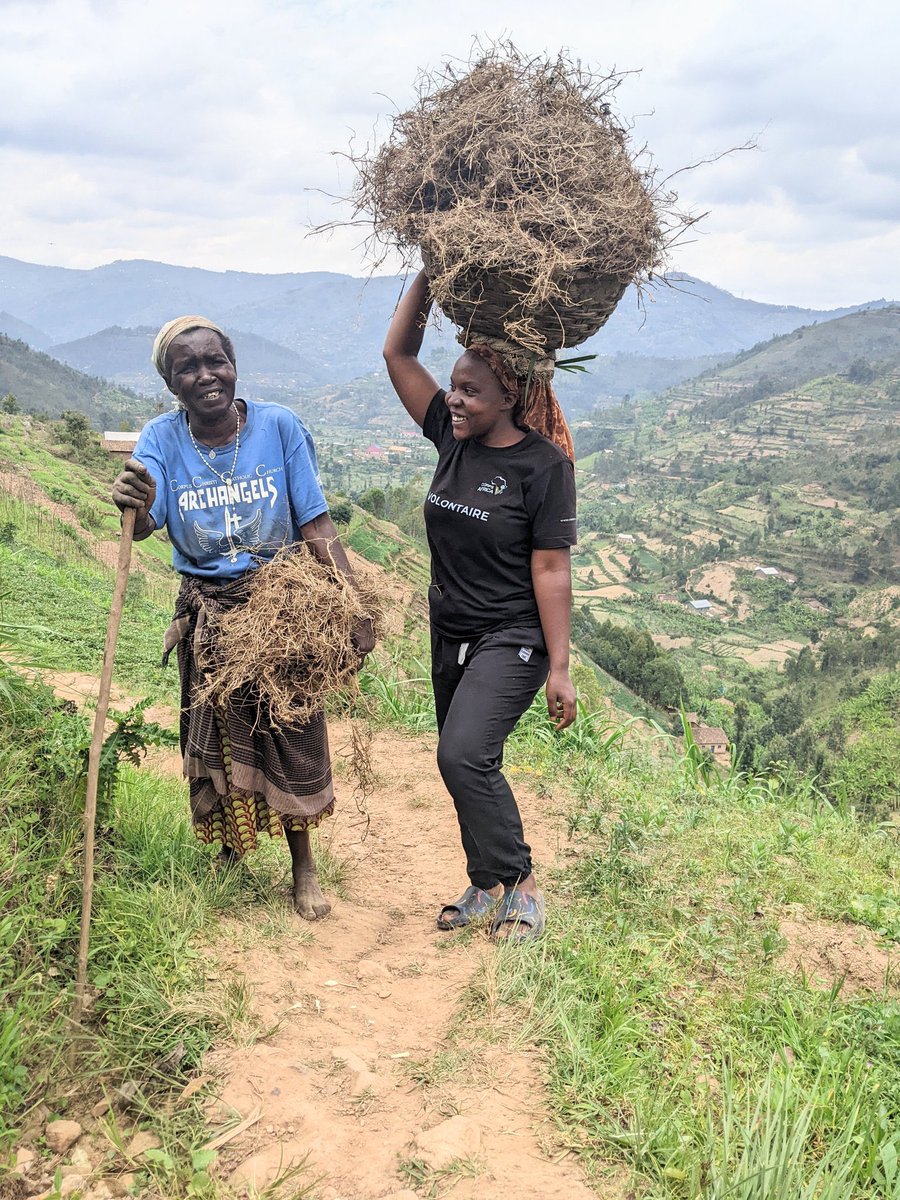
[397,1154,483,1197]
[0,469,179,603]
[356,647,436,733]
[0,656,318,1195]
[343,513,403,568]
[476,745,900,1198]
[0,540,177,703]
[2,423,897,1196]
[401,1046,477,1090]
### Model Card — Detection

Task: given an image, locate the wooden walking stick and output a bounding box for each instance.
[72,432,140,1033]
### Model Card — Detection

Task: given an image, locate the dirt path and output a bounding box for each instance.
[30,573,607,1196]
[35,670,176,730]
[174,720,603,1200]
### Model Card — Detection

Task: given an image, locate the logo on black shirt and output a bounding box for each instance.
[476,475,507,496]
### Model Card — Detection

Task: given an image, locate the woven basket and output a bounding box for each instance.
[421,248,629,352]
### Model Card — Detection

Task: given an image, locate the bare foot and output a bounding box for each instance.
[293,869,332,921]
[286,827,332,920]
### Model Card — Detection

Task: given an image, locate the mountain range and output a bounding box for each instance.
[0,256,894,407]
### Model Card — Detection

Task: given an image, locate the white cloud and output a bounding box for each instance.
[0,0,897,306]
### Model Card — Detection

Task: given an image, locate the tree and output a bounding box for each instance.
[733,698,752,768]
[1,393,19,414]
[851,544,872,583]
[760,734,791,769]
[640,657,685,708]
[829,729,900,820]
[847,358,876,385]
[824,714,846,754]
[58,410,93,450]
[573,610,685,710]
[356,487,386,519]
[328,496,353,526]
[771,692,804,736]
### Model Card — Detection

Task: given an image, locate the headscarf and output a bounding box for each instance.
[151,315,232,383]
[458,332,575,461]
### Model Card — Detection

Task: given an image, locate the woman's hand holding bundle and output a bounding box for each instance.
[350,615,376,661]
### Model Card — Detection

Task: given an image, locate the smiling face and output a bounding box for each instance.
[446,351,520,446]
[165,328,237,427]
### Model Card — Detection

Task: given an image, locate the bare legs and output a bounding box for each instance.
[285,827,332,921]
[215,827,330,921]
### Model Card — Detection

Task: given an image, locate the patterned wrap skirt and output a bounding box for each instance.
[163,572,334,854]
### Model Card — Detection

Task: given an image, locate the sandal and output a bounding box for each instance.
[490,889,545,941]
[436,885,499,930]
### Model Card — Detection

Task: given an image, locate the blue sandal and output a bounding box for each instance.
[490,889,545,941]
[437,885,499,930]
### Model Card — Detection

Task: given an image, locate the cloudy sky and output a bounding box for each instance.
[1,0,897,308]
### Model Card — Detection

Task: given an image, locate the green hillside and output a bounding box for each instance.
[0,395,898,1199]
[0,334,152,426]
[0,417,180,705]
[615,362,899,533]
[0,330,896,813]
[575,312,899,578]
[570,311,899,807]
[714,306,900,387]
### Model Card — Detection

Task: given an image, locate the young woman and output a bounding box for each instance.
[112,316,374,920]
[384,271,577,941]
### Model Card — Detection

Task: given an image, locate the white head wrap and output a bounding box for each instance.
[151,315,231,382]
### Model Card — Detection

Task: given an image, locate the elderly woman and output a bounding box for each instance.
[384,271,577,941]
[112,316,374,919]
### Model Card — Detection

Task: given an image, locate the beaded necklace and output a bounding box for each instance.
[187,401,242,484]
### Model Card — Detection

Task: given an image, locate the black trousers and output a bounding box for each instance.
[431,623,549,889]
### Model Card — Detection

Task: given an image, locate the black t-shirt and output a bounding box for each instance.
[422,390,577,640]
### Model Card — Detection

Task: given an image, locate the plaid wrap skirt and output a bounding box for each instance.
[164,572,334,853]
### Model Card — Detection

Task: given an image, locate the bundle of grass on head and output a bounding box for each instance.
[197,546,383,730]
[350,42,691,354]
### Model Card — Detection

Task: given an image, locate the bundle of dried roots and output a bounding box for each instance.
[197,547,383,730]
[348,43,691,353]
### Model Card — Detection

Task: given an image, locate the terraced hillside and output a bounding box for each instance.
[576,309,899,586]
[571,310,899,801]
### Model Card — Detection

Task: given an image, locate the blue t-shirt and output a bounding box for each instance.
[134,399,329,578]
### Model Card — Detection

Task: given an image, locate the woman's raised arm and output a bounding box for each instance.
[383,269,440,428]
